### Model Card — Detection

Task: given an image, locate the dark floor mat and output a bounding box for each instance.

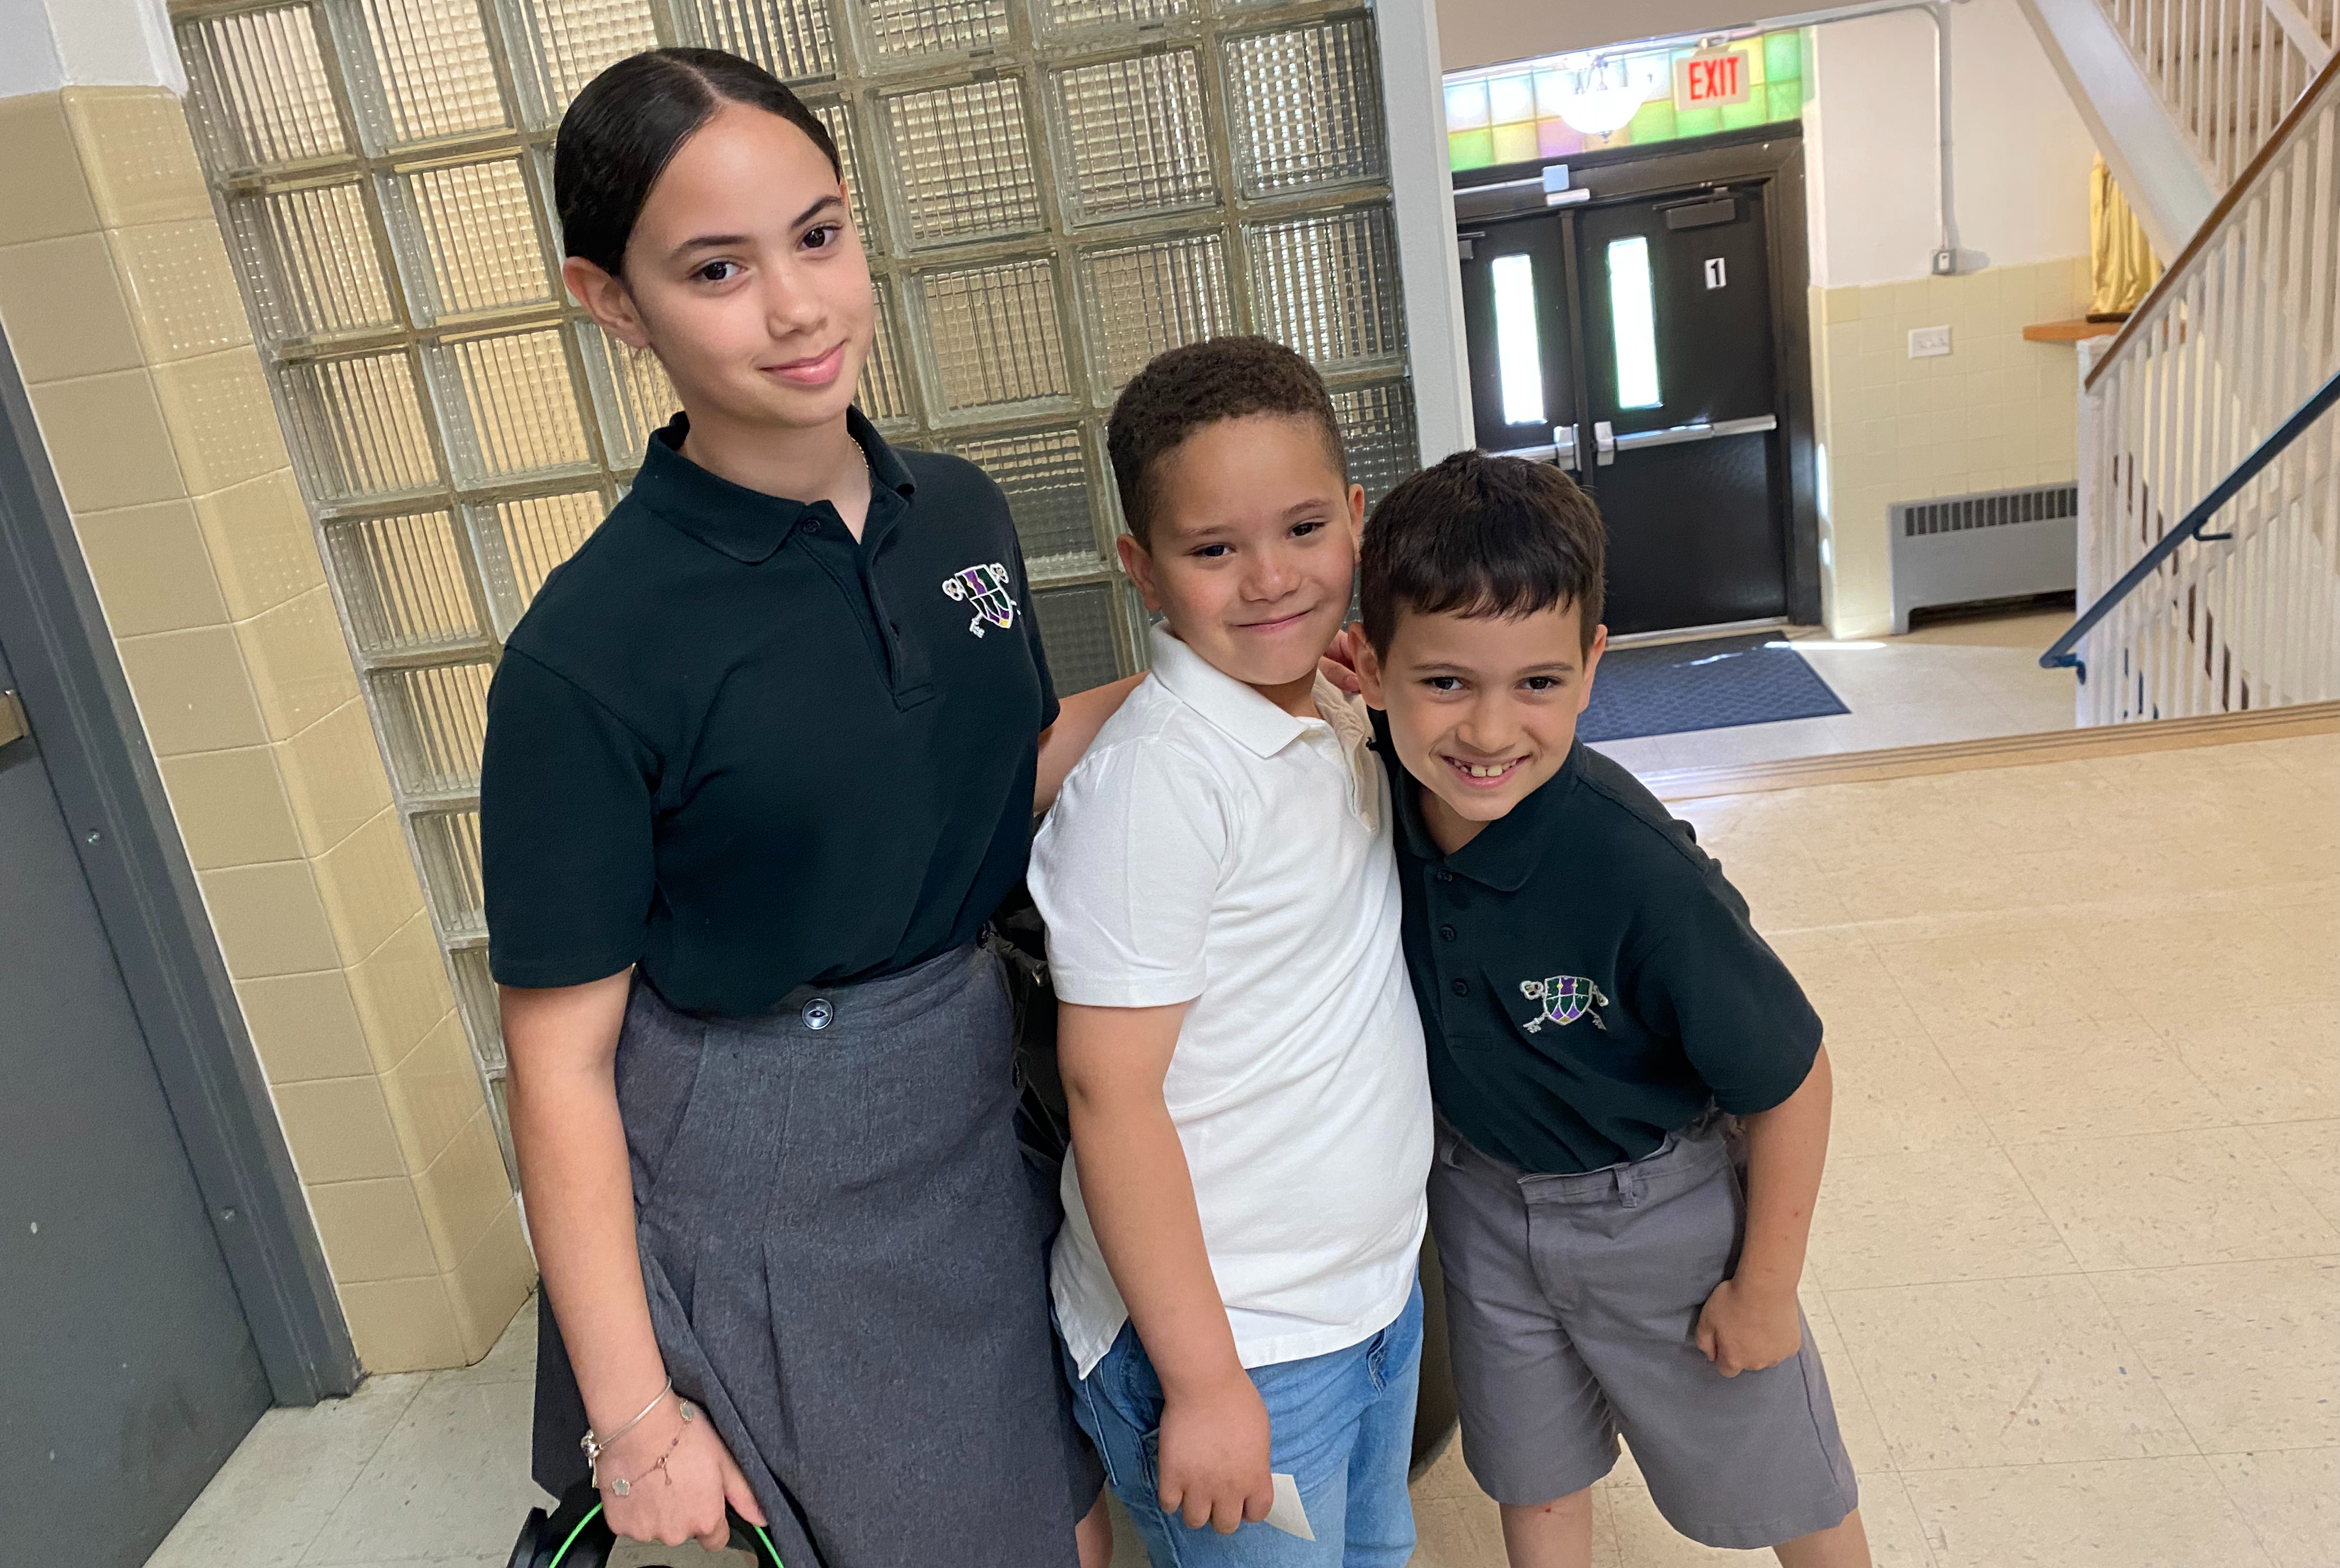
[1580,633,1848,743]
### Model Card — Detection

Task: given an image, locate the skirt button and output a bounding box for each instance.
[802,998,835,1031]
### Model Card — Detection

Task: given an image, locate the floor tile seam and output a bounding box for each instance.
[1814,1264,2096,1298]
[295,1381,479,1568]
[1787,1273,1907,1499]
[1988,1127,2340,1276]
[1819,1266,2183,1302]
[1990,1117,2308,1155]
[2193,1441,2340,1457]
[2074,1251,2340,1284]
[2072,1255,2340,1469]
[1947,1100,2255,1147]
[1903,1128,2089,1284]
[1886,1451,2234,1477]
[2067,1260,2208,1460]
[1890,1451,2283,1565]
[2241,1123,2340,1240]
[1844,910,2154,955]
[1820,1259,2195,1461]
[1884,1020,2014,1148]
[265,1378,433,1568]
[1881,1430,2211,1475]
[1878,1469,1948,1568]
[2200,1447,2305,1568]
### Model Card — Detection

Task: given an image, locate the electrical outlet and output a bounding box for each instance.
[1909,325,1952,359]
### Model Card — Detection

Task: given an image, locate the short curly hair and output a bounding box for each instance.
[1107,337,1346,547]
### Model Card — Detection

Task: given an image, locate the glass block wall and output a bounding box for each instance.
[169,0,1415,1164]
[1445,30,1803,173]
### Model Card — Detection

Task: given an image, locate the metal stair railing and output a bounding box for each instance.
[2044,366,2340,679]
[2050,49,2340,720]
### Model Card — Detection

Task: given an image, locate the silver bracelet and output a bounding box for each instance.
[580,1376,672,1482]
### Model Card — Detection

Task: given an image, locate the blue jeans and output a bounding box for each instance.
[1062,1280,1423,1568]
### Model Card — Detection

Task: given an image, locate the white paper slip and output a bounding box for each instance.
[1265,1472,1315,1541]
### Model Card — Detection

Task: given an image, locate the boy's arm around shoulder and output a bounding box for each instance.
[1060,1001,1274,1534]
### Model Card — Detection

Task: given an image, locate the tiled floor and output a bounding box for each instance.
[1593,611,2083,775]
[148,730,2339,1568]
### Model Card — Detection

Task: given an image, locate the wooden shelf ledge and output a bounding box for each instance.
[2024,317,2123,342]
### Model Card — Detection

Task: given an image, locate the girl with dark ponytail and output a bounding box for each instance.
[481,48,1124,1568]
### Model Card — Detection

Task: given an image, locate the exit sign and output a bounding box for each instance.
[1674,50,1751,110]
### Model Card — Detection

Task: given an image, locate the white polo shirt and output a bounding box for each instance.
[1031,625,1432,1378]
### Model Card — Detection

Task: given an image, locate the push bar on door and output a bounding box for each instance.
[1486,425,1580,471]
[1610,414,1778,452]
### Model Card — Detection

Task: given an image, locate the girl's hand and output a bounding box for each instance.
[599,1399,768,1550]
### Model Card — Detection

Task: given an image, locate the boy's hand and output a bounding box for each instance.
[1319,621,1367,695]
[1156,1369,1274,1533]
[1695,1276,1803,1377]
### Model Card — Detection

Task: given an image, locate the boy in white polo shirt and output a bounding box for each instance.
[1030,337,1433,1568]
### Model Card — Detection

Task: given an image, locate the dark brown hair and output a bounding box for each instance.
[1360,450,1607,655]
[555,48,841,276]
[1106,337,1346,547]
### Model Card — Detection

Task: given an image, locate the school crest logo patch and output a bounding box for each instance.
[1518,975,1609,1032]
[940,562,1019,637]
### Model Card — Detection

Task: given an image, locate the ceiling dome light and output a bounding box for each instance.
[1549,52,1667,136]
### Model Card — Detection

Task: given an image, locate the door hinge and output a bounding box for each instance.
[0,689,27,749]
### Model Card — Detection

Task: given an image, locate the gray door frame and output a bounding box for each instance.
[0,332,358,1404]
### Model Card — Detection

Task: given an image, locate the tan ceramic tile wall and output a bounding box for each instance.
[0,86,530,1374]
[1812,256,2093,637]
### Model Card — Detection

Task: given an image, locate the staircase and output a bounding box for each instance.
[2020,0,2340,724]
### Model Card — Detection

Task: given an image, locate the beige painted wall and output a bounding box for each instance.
[1803,3,2095,287]
[1800,1,2096,635]
[0,84,532,1373]
[1812,258,2092,635]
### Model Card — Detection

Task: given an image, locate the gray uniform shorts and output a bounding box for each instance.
[1427,1113,1858,1551]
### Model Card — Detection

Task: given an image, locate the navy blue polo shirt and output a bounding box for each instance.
[481,411,1057,1017]
[1375,717,1821,1175]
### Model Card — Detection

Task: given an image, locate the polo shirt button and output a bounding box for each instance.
[798,518,819,534]
[802,997,835,1031]
[1450,978,1469,996]
[1439,924,1457,941]
[1433,868,1454,884]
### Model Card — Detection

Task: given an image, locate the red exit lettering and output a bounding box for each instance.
[1673,50,1750,109]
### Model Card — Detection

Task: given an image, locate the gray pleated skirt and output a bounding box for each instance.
[532,942,1100,1567]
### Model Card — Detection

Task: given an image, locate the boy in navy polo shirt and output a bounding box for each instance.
[1352,452,1871,1568]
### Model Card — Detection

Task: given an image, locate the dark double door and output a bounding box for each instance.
[1461,182,1792,636]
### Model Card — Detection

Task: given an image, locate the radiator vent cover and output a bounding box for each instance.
[1901,483,2078,537]
[1887,481,2079,634]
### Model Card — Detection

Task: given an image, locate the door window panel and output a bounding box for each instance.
[1606,236,1663,410]
[1489,252,1545,427]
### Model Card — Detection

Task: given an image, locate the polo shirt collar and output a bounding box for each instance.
[1147,624,1331,758]
[1384,725,1583,892]
[629,407,916,564]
